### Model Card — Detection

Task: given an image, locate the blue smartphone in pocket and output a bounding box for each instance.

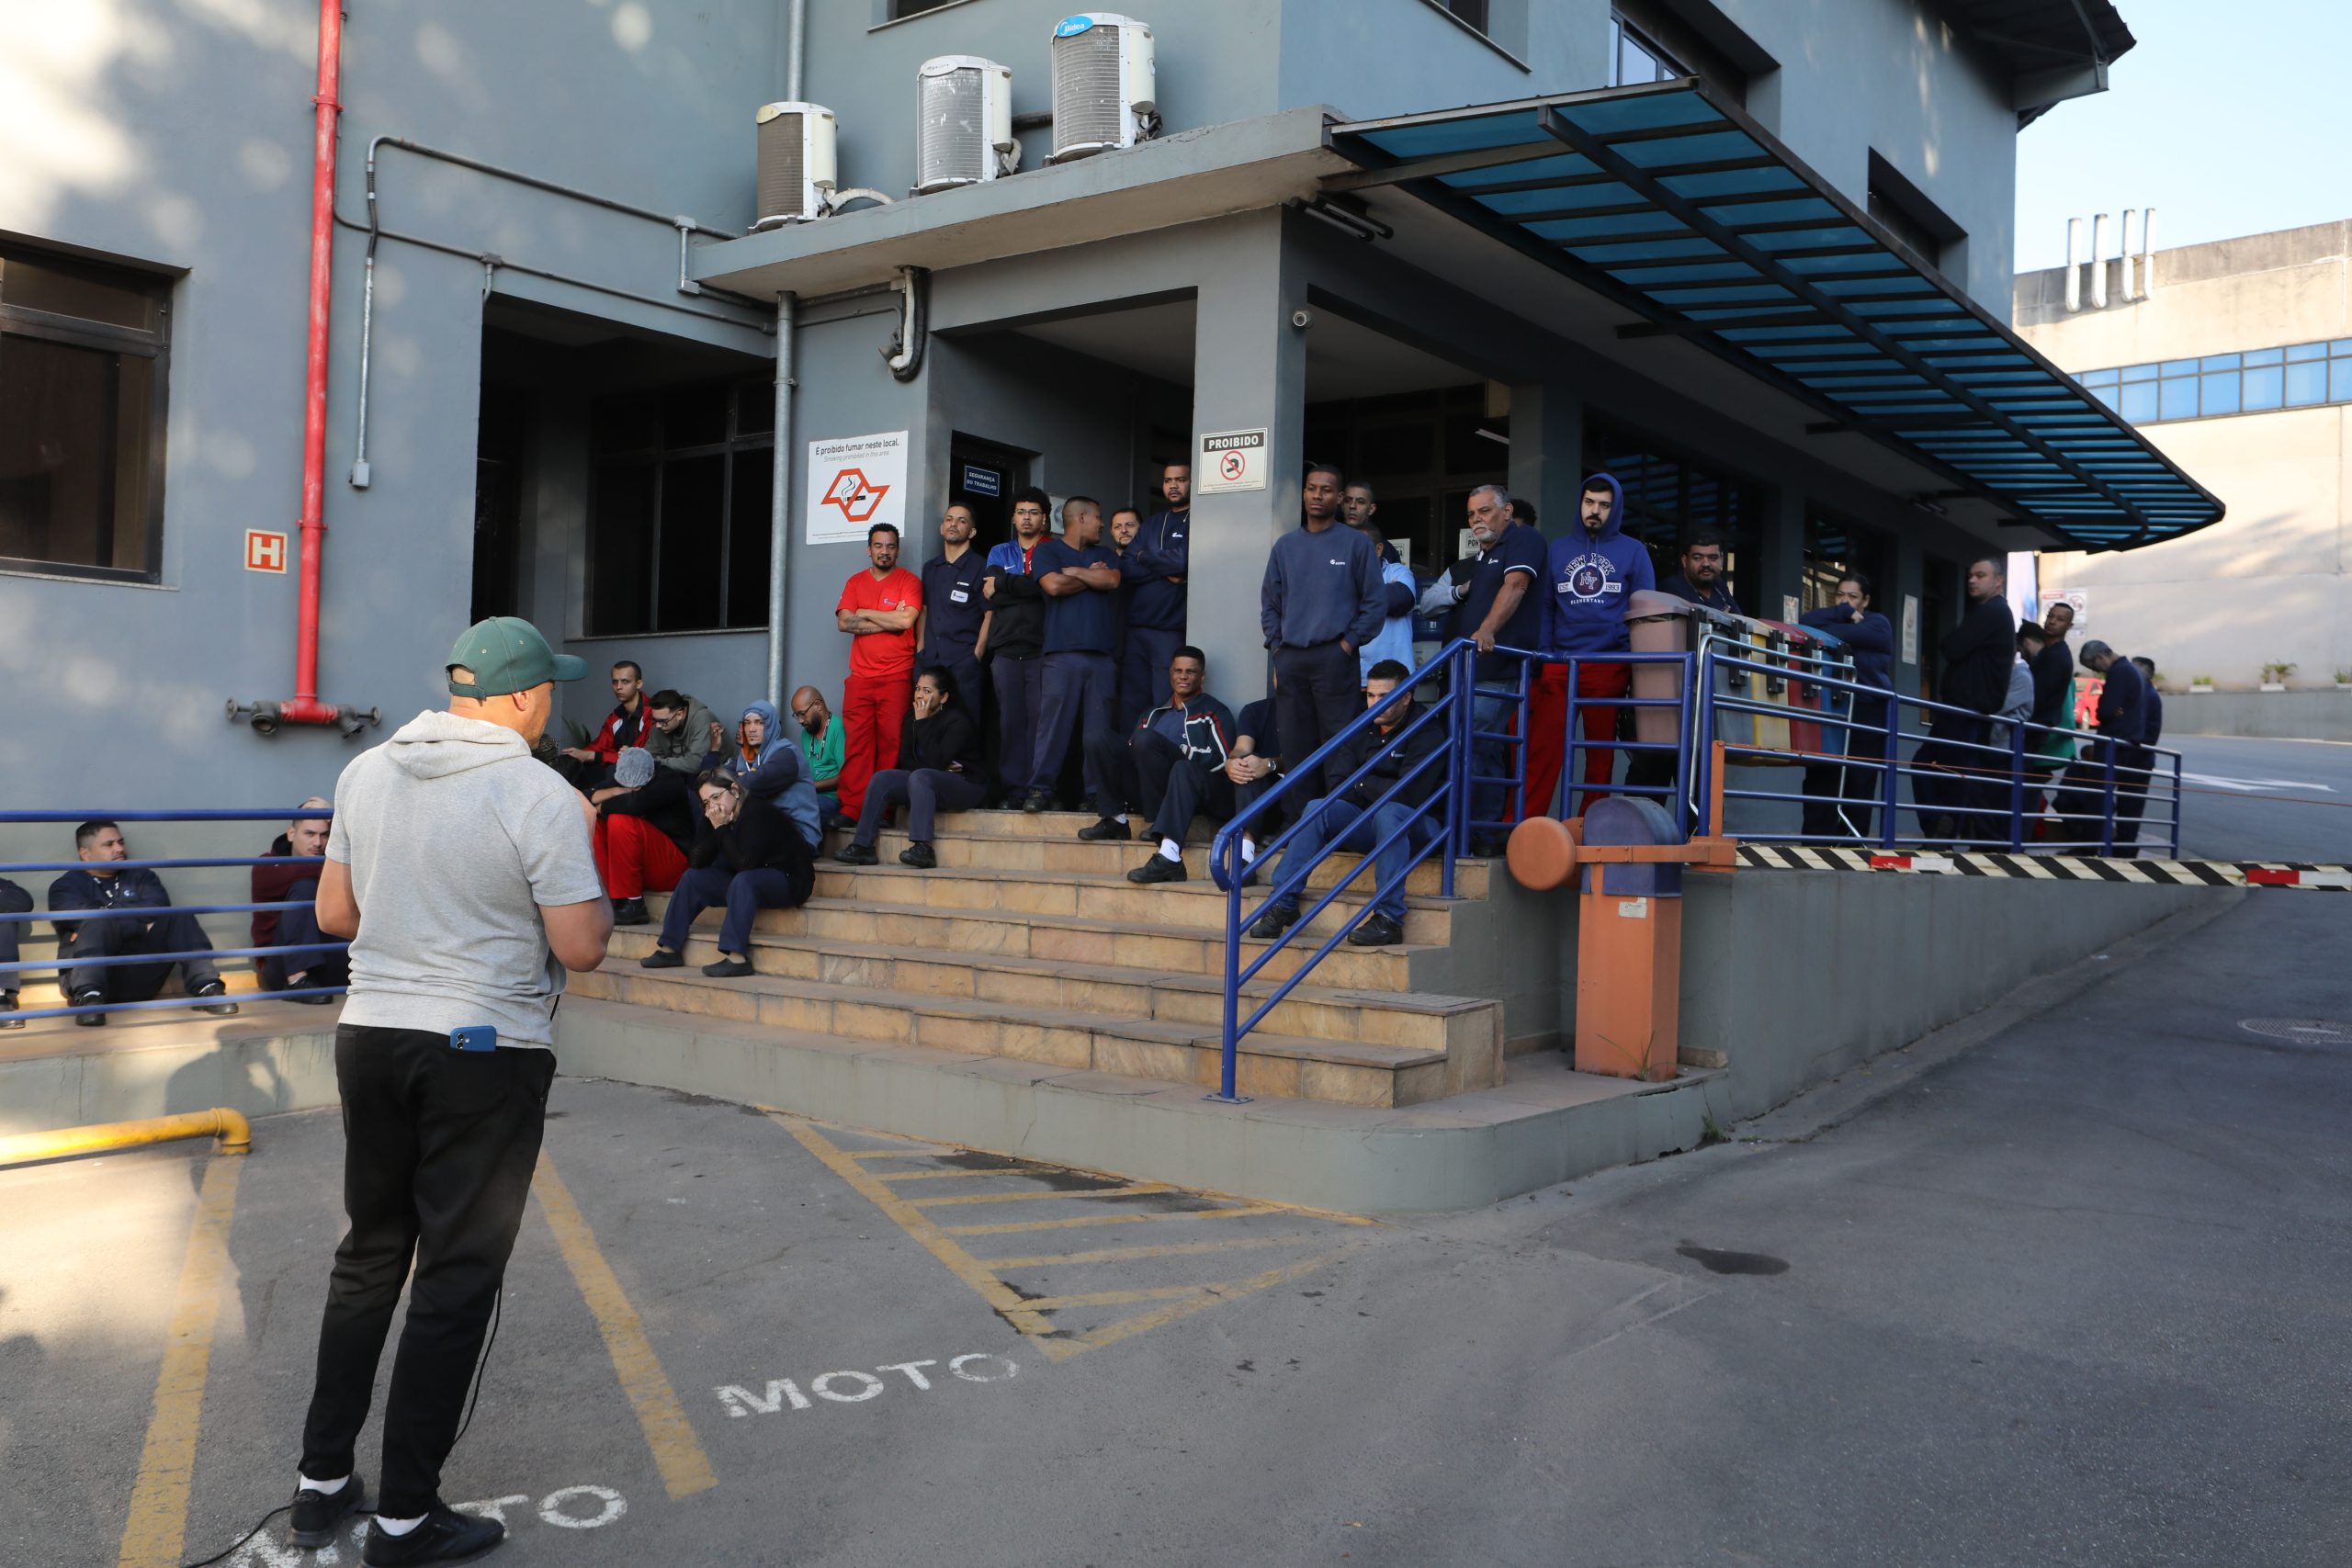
[449,1025,498,1053]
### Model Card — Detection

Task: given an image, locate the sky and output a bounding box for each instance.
[2012,0,2352,272]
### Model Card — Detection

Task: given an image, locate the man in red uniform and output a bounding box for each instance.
[834,523,922,820]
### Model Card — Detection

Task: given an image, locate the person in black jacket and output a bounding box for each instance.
[2030,599,2078,731]
[1912,555,2016,847]
[2052,642,2158,856]
[1798,573,1895,840]
[835,667,984,870]
[983,490,1053,807]
[1079,647,1240,885]
[1248,660,1443,948]
[639,772,817,977]
[0,876,32,1027]
[50,820,240,1027]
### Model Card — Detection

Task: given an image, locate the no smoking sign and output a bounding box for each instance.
[1197,428,1268,494]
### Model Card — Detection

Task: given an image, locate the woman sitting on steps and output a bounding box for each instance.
[834,666,983,871]
[639,768,817,977]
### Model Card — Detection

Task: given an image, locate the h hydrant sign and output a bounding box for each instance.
[245,529,288,573]
[806,431,910,545]
[1197,429,1269,494]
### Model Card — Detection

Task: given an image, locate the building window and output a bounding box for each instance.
[1438,0,1491,32]
[1609,13,1687,85]
[585,379,774,636]
[888,0,962,17]
[1865,152,1964,272]
[1584,416,1762,595]
[2076,338,2352,425]
[0,242,171,581]
[1802,511,1886,615]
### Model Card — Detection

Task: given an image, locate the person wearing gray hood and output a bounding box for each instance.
[288,616,610,1566]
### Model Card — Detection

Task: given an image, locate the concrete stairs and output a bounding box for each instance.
[570,808,1509,1109]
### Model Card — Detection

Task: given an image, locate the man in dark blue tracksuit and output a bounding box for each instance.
[1119,463,1191,727]
[49,819,241,1027]
[1080,646,1238,884]
[1033,498,1124,815]
[1261,464,1385,795]
[1799,574,1896,840]
[918,502,989,725]
[2057,641,2155,855]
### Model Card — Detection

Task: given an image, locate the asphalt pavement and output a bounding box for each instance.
[3,889,2346,1567]
[2167,734,2351,863]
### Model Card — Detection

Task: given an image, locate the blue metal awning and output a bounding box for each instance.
[1326,80,2221,550]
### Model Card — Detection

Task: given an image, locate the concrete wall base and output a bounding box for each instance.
[0,1027,339,1136]
[2165,689,2352,741]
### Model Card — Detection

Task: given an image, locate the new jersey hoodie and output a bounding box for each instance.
[1543,473,1656,656]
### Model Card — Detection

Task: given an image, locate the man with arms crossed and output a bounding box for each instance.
[287,616,610,1564]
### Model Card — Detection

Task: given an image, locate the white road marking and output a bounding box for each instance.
[716,1351,1020,1418]
[2181,772,2335,794]
[219,1483,629,1565]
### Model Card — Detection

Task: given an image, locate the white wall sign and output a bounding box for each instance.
[1900,594,1920,665]
[1196,428,1269,493]
[805,431,910,545]
[2054,589,2088,628]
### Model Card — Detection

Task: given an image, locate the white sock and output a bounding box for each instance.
[1159,840,1182,863]
[1113,813,1128,824]
[374,1514,426,1536]
[297,1472,348,1496]
[1240,840,1257,863]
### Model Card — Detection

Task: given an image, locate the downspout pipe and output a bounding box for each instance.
[766,0,808,706]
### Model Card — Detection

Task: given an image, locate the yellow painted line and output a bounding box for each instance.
[534,1153,717,1501]
[117,1156,243,1568]
[1023,1284,1210,1312]
[941,1203,1290,1238]
[775,1117,1060,1339]
[868,1167,1040,1182]
[1049,1253,1342,1359]
[846,1146,956,1160]
[906,1182,1171,1208]
[982,1234,1324,1269]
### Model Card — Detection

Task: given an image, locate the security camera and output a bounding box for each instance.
[1291,310,1312,330]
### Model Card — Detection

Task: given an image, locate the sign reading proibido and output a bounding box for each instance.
[806,431,910,545]
[1196,428,1269,494]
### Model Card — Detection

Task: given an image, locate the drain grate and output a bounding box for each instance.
[2239,1018,2352,1046]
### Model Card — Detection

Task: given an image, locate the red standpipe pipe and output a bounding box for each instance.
[278,0,345,727]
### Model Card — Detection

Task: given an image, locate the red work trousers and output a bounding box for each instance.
[1543,659,1629,819]
[594,814,689,899]
[840,673,911,819]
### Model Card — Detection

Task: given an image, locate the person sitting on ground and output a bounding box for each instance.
[835,666,984,870]
[0,876,31,1028]
[732,699,827,852]
[789,685,848,829]
[1079,647,1239,886]
[639,770,818,977]
[1224,679,1285,880]
[252,797,348,1003]
[49,820,240,1027]
[1248,660,1442,950]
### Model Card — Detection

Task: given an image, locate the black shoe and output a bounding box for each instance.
[611,897,649,927]
[192,980,240,1017]
[1077,817,1131,842]
[703,956,754,978]
[1248,906,1298,941]
[1468,832,1508,858]
[0,993,19,1030]
[1347,912,1406,947]
[639,948,684,970]
[292,983,339,1005]
[899,840,937,869]
[1126,852,1187,885]
[74,989,106,1027]
[834,842,879,865]
[1022,790,1049,814]
[360,1504,504,1566]
[289,1473,366,1549]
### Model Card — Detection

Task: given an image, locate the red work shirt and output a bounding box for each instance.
[837,567,922,681]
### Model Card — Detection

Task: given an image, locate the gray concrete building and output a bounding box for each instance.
[0,0,2212,810]
[2016,220,2352,739]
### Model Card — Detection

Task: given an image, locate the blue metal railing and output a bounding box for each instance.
[1691,646,2183,859]
[0,807,347,1022]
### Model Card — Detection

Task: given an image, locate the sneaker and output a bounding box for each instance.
[1248,906,1298,941]
[74,988,106,1028]
[0,992,20,1031]
[1125,853,1186,885]
[638,948,684,970]
[1346,912,1406,947]
[1077,817,1131,842]
[359,1504,503,1566]
[702,956,754,978]
[898,840,937,870]
[833,842,879,866]
[288,1473,367,1549]
[192,980,240,1017]
[610,897,649,927]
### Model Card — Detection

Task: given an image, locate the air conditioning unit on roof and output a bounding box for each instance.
[752,101,838,228]
[915,56,1017,195]
[1048,14,1157,164]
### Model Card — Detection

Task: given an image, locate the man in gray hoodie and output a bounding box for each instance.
[288,616,610,1566]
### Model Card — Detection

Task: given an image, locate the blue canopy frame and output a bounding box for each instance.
[1325,78,2222,551]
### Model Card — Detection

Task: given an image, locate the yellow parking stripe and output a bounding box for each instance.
[907,1182,1170,1208]
[869,1167,1039,1182]
[1021,1285,1209,1311]
[1057,1255,1340,1356]
[116,1156,243,1568]
[983,1234,1323,1269]
[534,1153,717,1501]
[941,1203,1289,1238]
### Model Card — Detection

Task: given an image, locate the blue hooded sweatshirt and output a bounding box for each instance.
[734,699,823,849]
[1542,473,1656,657]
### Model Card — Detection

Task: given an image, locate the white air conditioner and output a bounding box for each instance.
[753,101,838,228]
[1048,13,1157,164]
[915,56,1016,195]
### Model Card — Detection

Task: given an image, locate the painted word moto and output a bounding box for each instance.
[715,1351,1020,1419]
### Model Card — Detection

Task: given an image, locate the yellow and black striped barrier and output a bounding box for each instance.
[1736,844,2349,890]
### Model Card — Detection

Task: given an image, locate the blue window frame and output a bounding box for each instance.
[2075,335,2352,424]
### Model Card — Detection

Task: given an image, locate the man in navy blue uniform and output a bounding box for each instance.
[1080,647,1239,884]
[1119,463,1191,726]
[1657,530,1739,615]
[1427,485,1547,840]
[983,490,1055,807]
[49,819,240,1027]
[917,502,989,726]
[1032,497,1125,815]
[1261,463,1385,795]
[2058,641,2157,856]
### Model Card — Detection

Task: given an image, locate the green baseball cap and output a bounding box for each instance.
[447,616,591,697]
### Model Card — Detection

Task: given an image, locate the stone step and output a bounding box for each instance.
[835,818,1489,899]
[572,950,1495,1108]
[599,926,1496,1055]
[792,860,1456,941]
[632,894,1424,990]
